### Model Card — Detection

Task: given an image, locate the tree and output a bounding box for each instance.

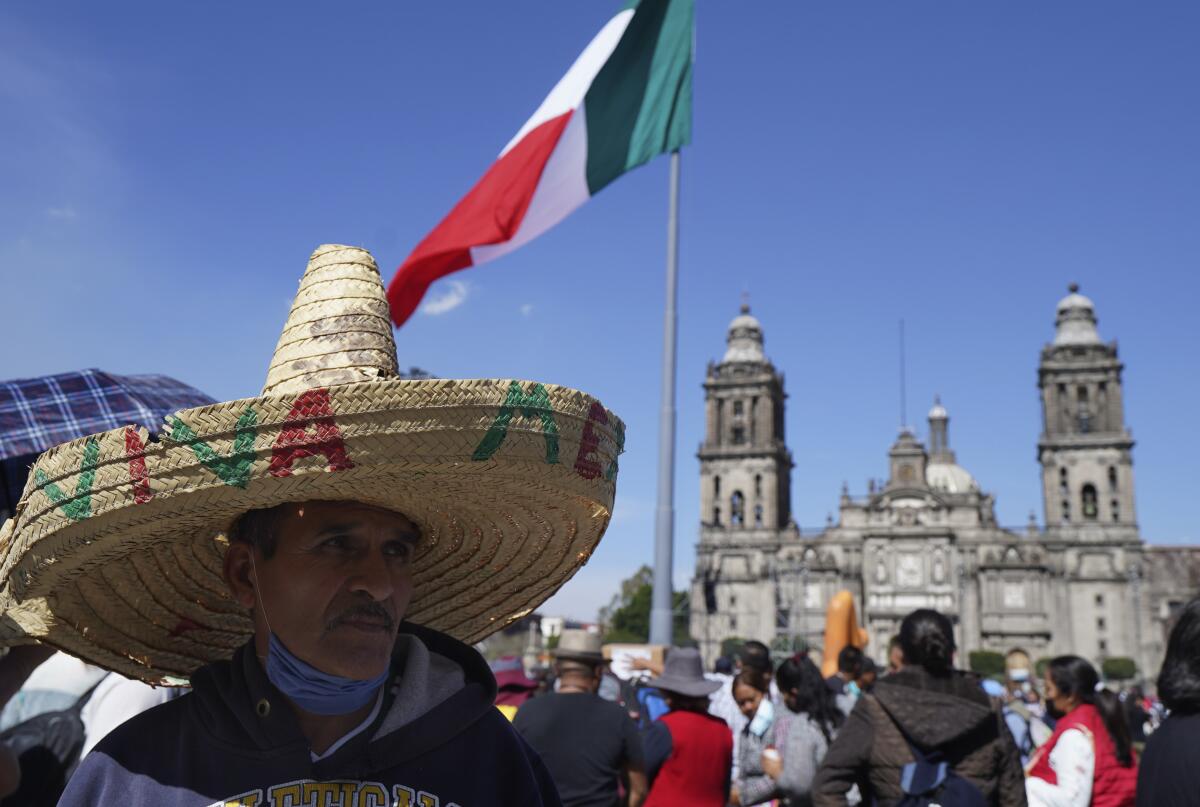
[1102,657,1137,682]
[599,565,691,645]
[969,651,1006,678]
[721,637,749,659]
[1035,657,1053,678]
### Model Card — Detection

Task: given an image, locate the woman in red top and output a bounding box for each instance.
[1026,655,1137,807]
[643,647,734,807]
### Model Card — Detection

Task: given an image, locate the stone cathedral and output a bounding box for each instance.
[689,287,1200,680]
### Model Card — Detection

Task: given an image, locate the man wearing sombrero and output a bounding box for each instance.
[0,245,624,805]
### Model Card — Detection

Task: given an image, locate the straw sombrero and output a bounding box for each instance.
[0,245,624,684]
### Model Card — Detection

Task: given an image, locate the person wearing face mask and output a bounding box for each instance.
[729,667,776,806]
[1025,656,1137,807]
[1,245,628,805]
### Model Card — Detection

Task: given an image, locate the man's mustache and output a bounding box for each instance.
[326,600,396,631]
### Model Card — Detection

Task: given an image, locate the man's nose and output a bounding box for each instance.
[347,549,395,601]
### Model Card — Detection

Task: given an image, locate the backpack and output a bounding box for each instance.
[631,681,669,730]
[889,726,988,807]
[0,681,101,807]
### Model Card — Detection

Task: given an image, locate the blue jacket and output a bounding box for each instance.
[61,624,561,806]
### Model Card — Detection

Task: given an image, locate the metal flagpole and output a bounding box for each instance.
[650,150,682,648]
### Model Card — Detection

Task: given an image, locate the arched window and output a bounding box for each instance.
[1059,467,1069,497]
[1081,484,1098,520]
[1077,386,1092,433]
[1108,466,1118,493]
[754,474,763,497]
[754,504,763,527]
[731,491,745,527]
[1111,499,1120,523]
[732,426,746,445]
[1062,499,1071,522]
[714,475,721,496]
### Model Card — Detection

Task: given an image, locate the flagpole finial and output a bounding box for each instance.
[740,290,751,314]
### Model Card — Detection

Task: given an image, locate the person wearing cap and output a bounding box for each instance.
[642,647,734,807]
[0,245,626,806]
[514,630,647,807]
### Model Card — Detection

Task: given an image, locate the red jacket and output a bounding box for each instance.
[1027,703,1137,807]
[644,709,733,807]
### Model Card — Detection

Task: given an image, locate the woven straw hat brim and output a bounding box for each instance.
[0,377,623,683]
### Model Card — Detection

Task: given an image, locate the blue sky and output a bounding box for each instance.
[3,2,1197,622]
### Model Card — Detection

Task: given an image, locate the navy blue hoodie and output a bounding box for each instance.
[60,624,561,806]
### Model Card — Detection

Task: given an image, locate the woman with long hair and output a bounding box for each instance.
[729,666,776,806]
[759,654,844,806]
[1136,596,1200,805]
[812,609,1026,806]
[1026,655,1136,807]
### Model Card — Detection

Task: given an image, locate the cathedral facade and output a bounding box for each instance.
[689,287,1200,681]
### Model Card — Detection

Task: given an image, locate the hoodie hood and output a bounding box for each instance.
[188,621,497,776]
[873,668,993,748]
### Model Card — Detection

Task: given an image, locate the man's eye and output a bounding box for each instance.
[321,535,349,550]
[385,542,414,560]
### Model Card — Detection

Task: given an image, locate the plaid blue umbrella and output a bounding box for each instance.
[0,368,214,515]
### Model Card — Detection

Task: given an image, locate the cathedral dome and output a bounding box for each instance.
[926,461,978,493]
[724,303,766,363]
[1053,283,1102,346]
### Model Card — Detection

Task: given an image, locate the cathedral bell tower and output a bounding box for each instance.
[699,304,792,532]
[1037,285,1137,537]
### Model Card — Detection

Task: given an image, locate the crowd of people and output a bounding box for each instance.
[504,600,1200,807]
[0,597,1196,806]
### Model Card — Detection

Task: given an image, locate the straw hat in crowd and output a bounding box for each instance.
[0,245,624,683]
[552,629,605,665]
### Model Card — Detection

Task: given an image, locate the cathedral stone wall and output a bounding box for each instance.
[691,289,1200,686]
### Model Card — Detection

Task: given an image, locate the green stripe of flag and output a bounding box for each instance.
[584,0,694,195]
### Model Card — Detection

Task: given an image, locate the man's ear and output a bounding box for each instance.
[222,541,258,609]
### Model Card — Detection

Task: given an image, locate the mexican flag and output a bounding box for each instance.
[388,0,694,326]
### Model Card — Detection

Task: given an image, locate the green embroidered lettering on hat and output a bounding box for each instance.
[34,436,100,521]
[472,381,560,464]
[167,405,257,488]
[605,418,625,482]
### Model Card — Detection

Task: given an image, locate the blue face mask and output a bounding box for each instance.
[265,632,389,715]
[748,696,775,737]
[251,551,389,716]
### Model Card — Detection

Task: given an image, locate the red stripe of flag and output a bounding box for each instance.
[387,111,575,326]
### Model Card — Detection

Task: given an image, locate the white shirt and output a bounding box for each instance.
[79,672,175,758]
[705,673,743,776]
[1026,728,1094,807]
